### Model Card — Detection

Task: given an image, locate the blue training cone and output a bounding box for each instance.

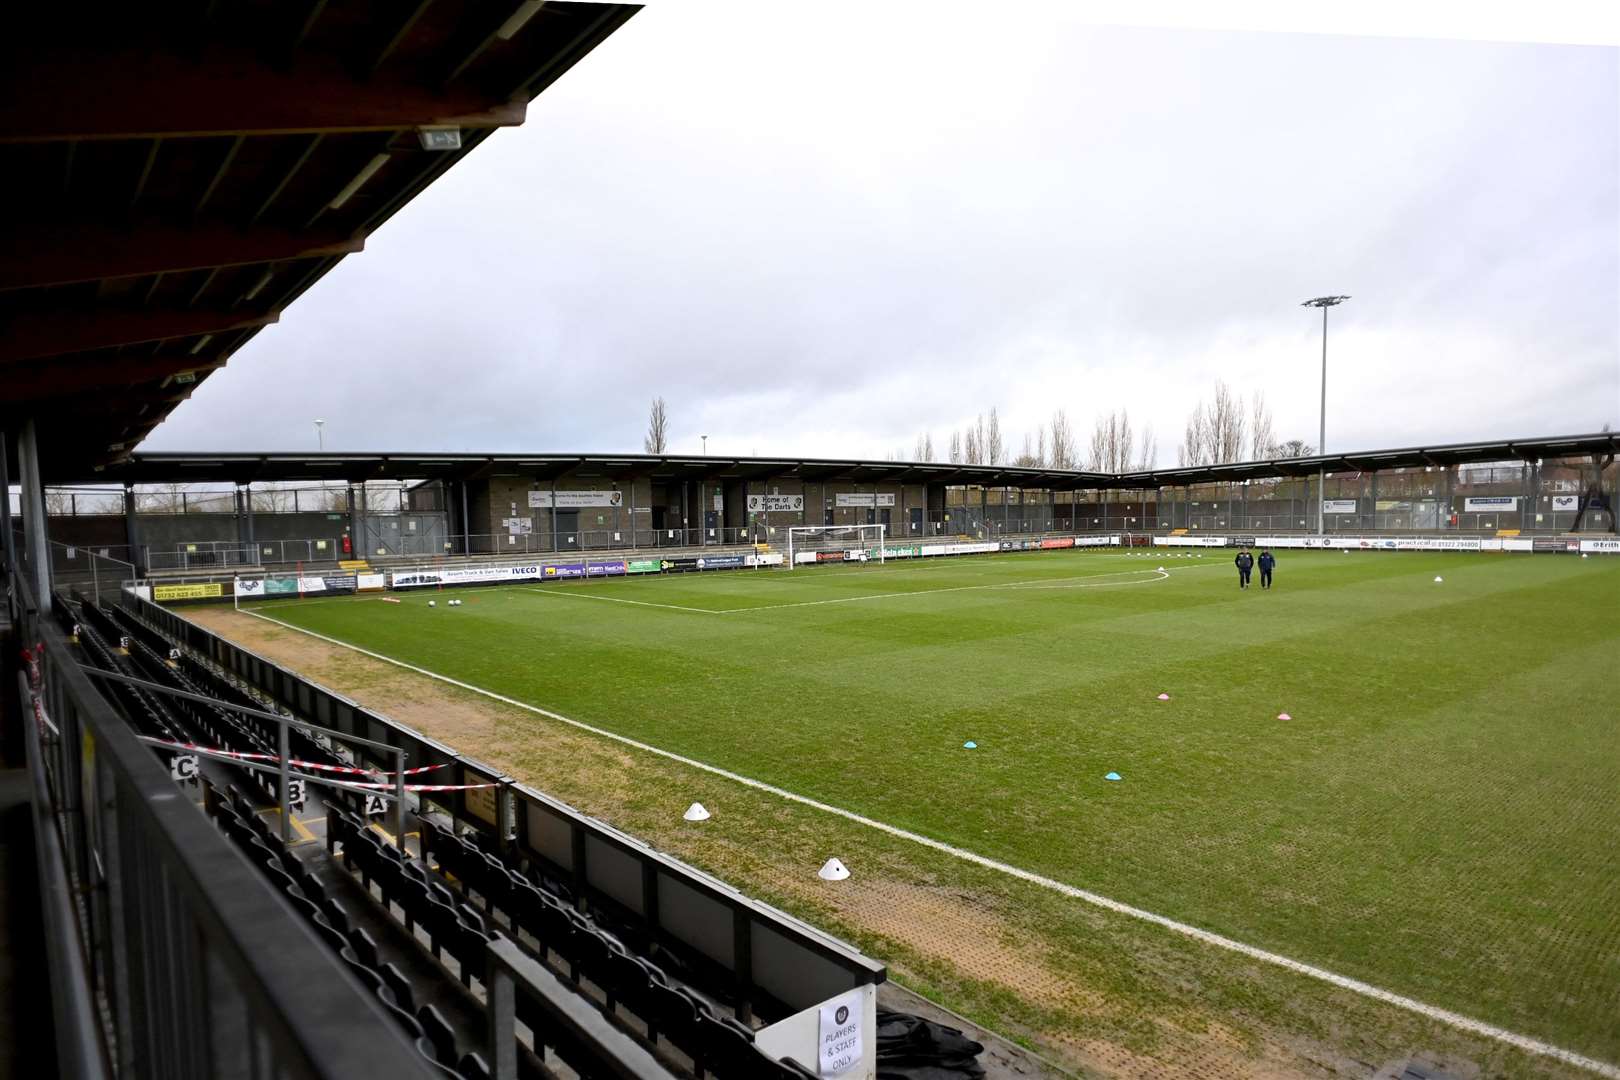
[1104,771,1122,781]
[963,741,977,749]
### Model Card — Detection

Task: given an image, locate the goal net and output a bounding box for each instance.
[785,525,887,569]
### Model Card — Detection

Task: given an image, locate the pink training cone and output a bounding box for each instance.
[1156,692,1171,701]
[1277,712,1292,721]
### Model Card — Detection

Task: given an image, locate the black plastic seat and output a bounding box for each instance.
[380,963,415,1015]
[347,926,380,971]
[455,1051,491,1080]
[417,1003,457,1065]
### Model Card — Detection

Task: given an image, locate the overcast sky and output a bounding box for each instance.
[145,1,1620,466]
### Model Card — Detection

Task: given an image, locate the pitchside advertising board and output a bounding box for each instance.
[1463,496,1518,512]
[1323,499,1359,515]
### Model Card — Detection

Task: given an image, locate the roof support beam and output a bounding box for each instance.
[0,222,362,290]
[1,355,227,404]
[0,46,526,141]
[0,308,276,363]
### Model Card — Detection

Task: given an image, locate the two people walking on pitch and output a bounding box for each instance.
[1235,548,1275,590]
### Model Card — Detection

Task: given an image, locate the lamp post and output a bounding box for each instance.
[314,418,326,451]
[1301,296,1349,535]
[701,434,708,456]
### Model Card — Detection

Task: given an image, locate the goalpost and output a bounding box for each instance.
[784,524,887,570]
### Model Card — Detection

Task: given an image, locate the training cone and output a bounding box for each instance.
[1104,771,1122,782]
[683,802,710,822]
[1434,576,1444,583]
[963,741,977,749]
[1157,566,1166,572]
[1157,692,1170,701]
[1277,712,1292,721]
[818,858,851,881]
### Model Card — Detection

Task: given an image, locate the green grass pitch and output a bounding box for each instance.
[249,548,1620,1060]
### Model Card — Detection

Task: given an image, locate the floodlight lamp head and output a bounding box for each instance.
[1302,295,1351,308]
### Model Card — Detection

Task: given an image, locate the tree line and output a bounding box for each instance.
[643,387,1312,470]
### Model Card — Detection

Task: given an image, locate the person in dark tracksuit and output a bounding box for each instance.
[1235,548,1254,589]
[1258,548,1275,590]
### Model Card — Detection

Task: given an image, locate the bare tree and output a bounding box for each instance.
[964,415,985,464]
[1135,426,1158,471]
[1048,410,1077,470]
[1210,381,1245,463]
[1177,381,1249,465]
[1014,433,1040,468]
[1248,393,1275,462]
[1271,438,1314,458]
[1088,410,1142,473]
[986,407,1004,465]
[948,431,963,464]
[643,397,669,454]
[913,432,936,461]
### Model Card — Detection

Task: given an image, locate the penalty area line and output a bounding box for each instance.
[228,606,1615,1080]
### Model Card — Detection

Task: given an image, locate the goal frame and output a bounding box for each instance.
[784,524,887,570]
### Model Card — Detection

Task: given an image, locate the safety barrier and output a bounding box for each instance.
[9,570,440,1080]
[120,587,887,1028]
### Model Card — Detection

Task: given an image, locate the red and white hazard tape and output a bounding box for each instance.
[325,777,500,793]
[146,738,444,777]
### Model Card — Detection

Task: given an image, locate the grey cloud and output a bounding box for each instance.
[147,7,1619,462]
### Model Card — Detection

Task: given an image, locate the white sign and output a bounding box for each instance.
[834,493,896,508]
[1580,538,1620,553]
[170,754,199,783]
[713,491,724,512]
[364,793,388,817]
[298,576,328,593]
[1464,496,1518,511]
[391,564,545,588]
[1552,495,1580,512]
[1323,499,1358,514]
[234,578,265,597]
[817,990,864,1076]
[747,494,804,512]
[285,777,306,811]
[528,490,623,509]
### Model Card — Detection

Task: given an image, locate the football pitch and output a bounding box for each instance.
[243,548,1620,1063]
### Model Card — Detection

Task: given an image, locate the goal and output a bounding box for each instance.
[784,525,887,569]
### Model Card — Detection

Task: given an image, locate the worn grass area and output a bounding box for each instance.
[226,549,1620,1067]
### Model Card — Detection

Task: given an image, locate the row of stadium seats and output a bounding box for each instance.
[108,602,364,805]
[65,604,191,747]
[206,781,491,1080]
[413,817,821,1080]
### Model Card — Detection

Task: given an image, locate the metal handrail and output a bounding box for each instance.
[484,935,681,1080]
[19,672,112,1079]
[11,569,441,1079]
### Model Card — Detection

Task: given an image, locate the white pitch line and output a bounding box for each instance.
[222,605,1617,1079]
[714,567,1171,613]
[521,589,723,615]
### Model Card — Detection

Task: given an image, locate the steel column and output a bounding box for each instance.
[0,433,15,577]
[17,418,52,609]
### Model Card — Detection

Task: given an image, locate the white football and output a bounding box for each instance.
[428,600,436,606]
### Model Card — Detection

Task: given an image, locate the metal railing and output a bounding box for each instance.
[126,588,888,1024]
[9,569,441,1080]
